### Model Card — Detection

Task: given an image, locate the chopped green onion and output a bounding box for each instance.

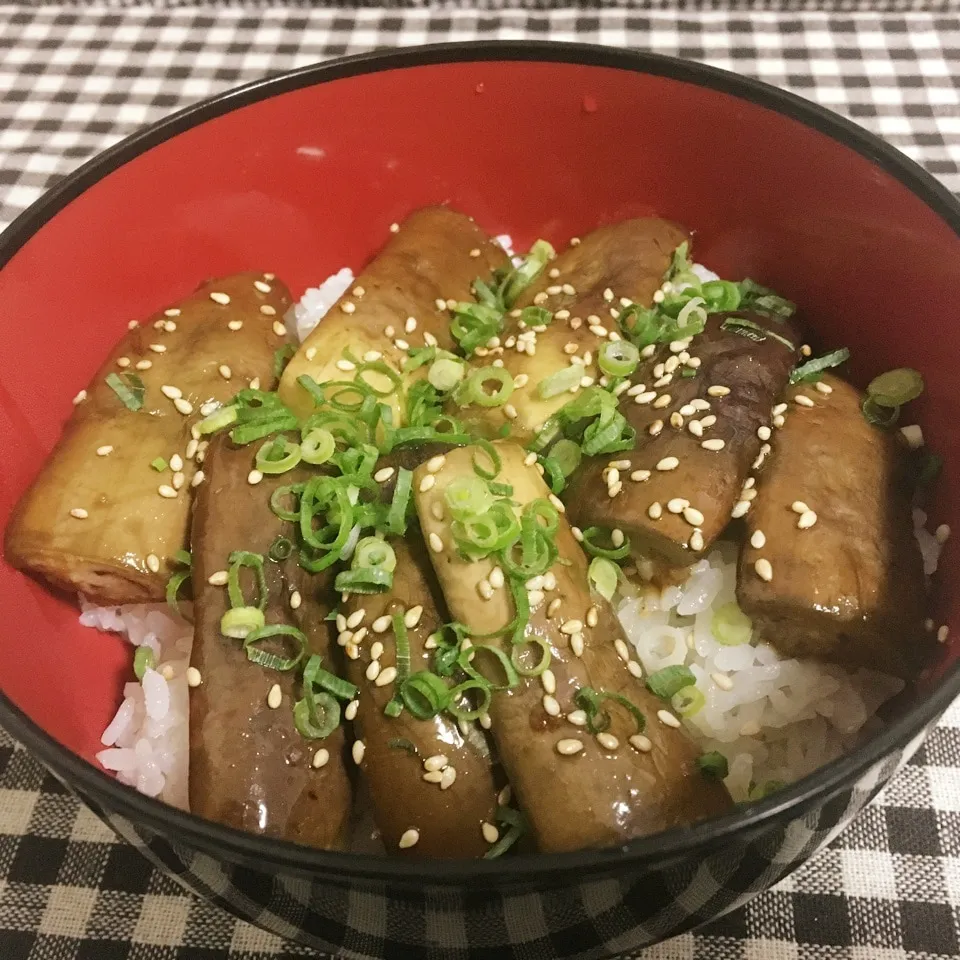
[737,279,796,320]
[548,438,582,477]
[598,340,640,378]
[488,481,513,497]
[721,317,768,344]
[165,569,190,615]
[303,653,358,701]
[573,687,645,734]
[334,567,393,594]
[453,502,521,560]
[392,610,411,691]
[697,751,730,780]
[268,536,293,562]
[458,644,519,690]
[867,368,925,408]
[197,405,238,436]
[472,440,501,480]
[748,778,785,800]
[581,526,630,561]
[790,348,850,384]
[255,437,302,475]
[671,684,705,717]
[700,280,742,312]
[273,344,296,378]
[500,239,555,307]
[675,297,708,336]
[293,691,340,739]
[400,671,451,719]
[150,457,168,472]
[105,372,145,412]
[862,396,900,429]
[243,624,307,671]
[387,738,418,754]
[510,638,551,677]
[386,468,413,536]
[588,557,619,602]
[428,357,466,392]
[712,602,753,646]
[645,665,696,700]
[538,454,565,495]
[538,364,583,400]
[450,302,503,356]
[519,306,552,327]
[447,679,492,721]
[133,646,156,680]
[681,367,697,379]
[220,605,266,640]
[483,806,527,859]
[270,483,304,522]
[227,550,268,611]
[459,367,515,408]
[354,537,396,573]
[173,550,192,567]
[445,476,495,521]
[301,428,336,465]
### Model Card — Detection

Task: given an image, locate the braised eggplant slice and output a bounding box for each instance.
[567,312,797,564]
[413,442,731,853]
[279,207,509,420]
[5,273,289,604]
[341,536,502,858]
[737,375,932,680]
[189,437,352,848]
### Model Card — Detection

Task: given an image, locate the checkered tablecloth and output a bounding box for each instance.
[2,7,960,958]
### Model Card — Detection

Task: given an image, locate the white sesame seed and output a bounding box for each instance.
[145,553,161,574]
[375,666,397,687]
[630,469,651,482]
[336,614,348,632]
[543,695,561,717]
[422,754,449,773]
[343,701,359,723]
[527,590,544,607]
[666,498,688,514]
[683,507,705,526]
[486,566,505,591]
[648,420,664,438]
[556,738,584,756]
[352,627,368,646]
[163,320,177,333]
[209,291,230,305]
[172,472,185,491]
[547,598,562,618]
[174,398,193,416]
[597,732,620,751]
[794,394,815,407]
[404,606,423,629]
[365,660,381,682]
[346,609,365,629]
[312,749,330,769]
[135,360,152,370]
[440,765,458,788]
[69,507,89,519]
[538,668,557,696]
[629,734,653,753]
[648,502,663,520]
[191,470,205,488]
[755,558,773,582]
[571,634,585,657]
[689,529,705,552]
[626,660,643,679]
[571,526,584,542]
[423,769,445,785]
[157,485,177,499]
[653,394,672,409]
[632,390,655,405]
[267,684,282,709]
[548,494,565,514]
[260,304,277,316]
[657,709,681,728]
[938,625,950,644]
[418,474,436,494]
[182,666,202,689]
[936,524,951,544]
[272,320,287,337]
[247,470,263,486]
[340,301,356,315]
[398,828,419,849]
[373,467,395,483]
[367,615,389,635]
[797,510,818,529]
[816,381,833,394]
[560,620,584,636]
[656,456,680,471]
[305,347,317,361]
[750,530,766,549]
[791,501,809,514]
[614,638,631,661]
[706,385,730,398]
[116,357,131,368]
[336,359,356,373]
[96,445,114,457]
[161,384,182,400]
[701,439,726,452]
[429,532,444,553]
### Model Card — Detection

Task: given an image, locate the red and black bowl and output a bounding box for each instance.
[1,41,958,959]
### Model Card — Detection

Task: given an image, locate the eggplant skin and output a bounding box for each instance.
[188,436,352,849]
[414,442,732,853]
[737,375,933,681]
[5,272,288,605]
[343,536,502,858]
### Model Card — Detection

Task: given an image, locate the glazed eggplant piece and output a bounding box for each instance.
[5,273,289,604]
[736,374,931,680]
[341,536,502,858]
[466,219,688,445]
[567,312,798,565]
[189,436,352,848]
[414,442,732,853]
[279,207,509,420]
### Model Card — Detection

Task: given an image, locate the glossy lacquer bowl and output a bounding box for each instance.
[1,42,958,959]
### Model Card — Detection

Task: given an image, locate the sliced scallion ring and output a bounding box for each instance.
[294,691,340,739]
[133,646,156,680]
[711,602,753,646]
[400,671,451,720]
[457,644,519,690]
[867,368,924,408]
[588,557,619,602]
[301,428,336,465]
[581,526,630,561]
[353,537,397,573]
[671,684,705,718]
[243,623,307,671]
[447,679,492,721]
[538,364,583,400]
[197,405,238,435]
[510,638,551,677]
[460,367,515,408]
[428,357,466,392]
[444,476,494,521]
[598,340,640,378]
[548,438,582,477]
[220,605,266,640]
[255,437,302,475]
[472,440,501,480]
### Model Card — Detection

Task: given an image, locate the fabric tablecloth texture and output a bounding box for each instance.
[1,7,960,959]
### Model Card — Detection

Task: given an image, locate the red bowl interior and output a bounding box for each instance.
[0,51,957,773]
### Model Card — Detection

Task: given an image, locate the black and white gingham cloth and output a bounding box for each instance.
[1,8,959,958]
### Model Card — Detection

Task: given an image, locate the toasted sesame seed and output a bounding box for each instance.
[653,394,672,409]
[936,524,951,544]
[267,684,282,709]
[312,748,330,769]
[629,734,653,753]
[96,444,114,457]
[172,472,185,491]
[791,501,809,514]
[683,506,705,526]
[583,606,599,629]
[938,625,950,643]
[750,530,766,549]
[304,347,317,361]
[648,502,663,520]
[374,467,395,483]
[658,709,681,728]
[630,469,651,483]
[418,474,436,494]
[648,420,664,438]
[541,694,561,717]
[191,470,205,488]
[667,498,689,514]
[547,598,562,618]
[794,394,815,407]
[365,660,381,682]
[556,738,584,756]
[271,320,287,337]
[567,710,587,727]
[797,510,818,529]
[339,300,356,315]
[740,721,761,737]
[669,412,684,429]
[816,381,833,394]
[429,532,444,553]
[375,666,397,687]
[160,384,182,401]
[396,827,419,849]
[755,558,773,581]
[69,507,89,519]
[345,608,365,629]
[656,456,680,471]
[181,666,202,689]
[614,638,630,661]
[597,732,619,751]
[259,304,277,317]
[560,620,583,636]
[157,485,177,499]
[73,389,89,405]
[247,469,263,485]
[404,606,423,629]
[625,660,643,679]
[146,553,161,573]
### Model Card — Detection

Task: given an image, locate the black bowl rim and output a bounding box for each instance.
[2,39,959,885]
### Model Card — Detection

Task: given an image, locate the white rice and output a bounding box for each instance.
[86,599,192,809]
[87,252,943,814]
